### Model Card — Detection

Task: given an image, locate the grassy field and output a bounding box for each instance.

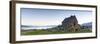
[21,29,92,35]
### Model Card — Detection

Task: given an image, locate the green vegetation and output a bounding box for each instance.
[21,29,92,35]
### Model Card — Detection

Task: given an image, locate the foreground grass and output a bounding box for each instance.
[21,29,92,35]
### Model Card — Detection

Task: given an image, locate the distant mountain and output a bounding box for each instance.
[21,25,33,27]
[81,22,92,26]
[81,22,92,29]
[21,25,58,27]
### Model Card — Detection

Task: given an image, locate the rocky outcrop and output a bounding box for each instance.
[62,15,80,32]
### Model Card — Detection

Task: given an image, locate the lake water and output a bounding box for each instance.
[22,26,56,30]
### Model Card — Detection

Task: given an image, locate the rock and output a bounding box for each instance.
[62,15,80,32]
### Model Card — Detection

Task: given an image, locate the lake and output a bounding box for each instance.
[21,26,57,30]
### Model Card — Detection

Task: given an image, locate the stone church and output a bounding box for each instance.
[62,15,80,32]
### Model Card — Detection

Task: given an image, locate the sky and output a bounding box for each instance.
[21,8,92,26]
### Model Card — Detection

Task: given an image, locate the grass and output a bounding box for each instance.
[21,29,92,35]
